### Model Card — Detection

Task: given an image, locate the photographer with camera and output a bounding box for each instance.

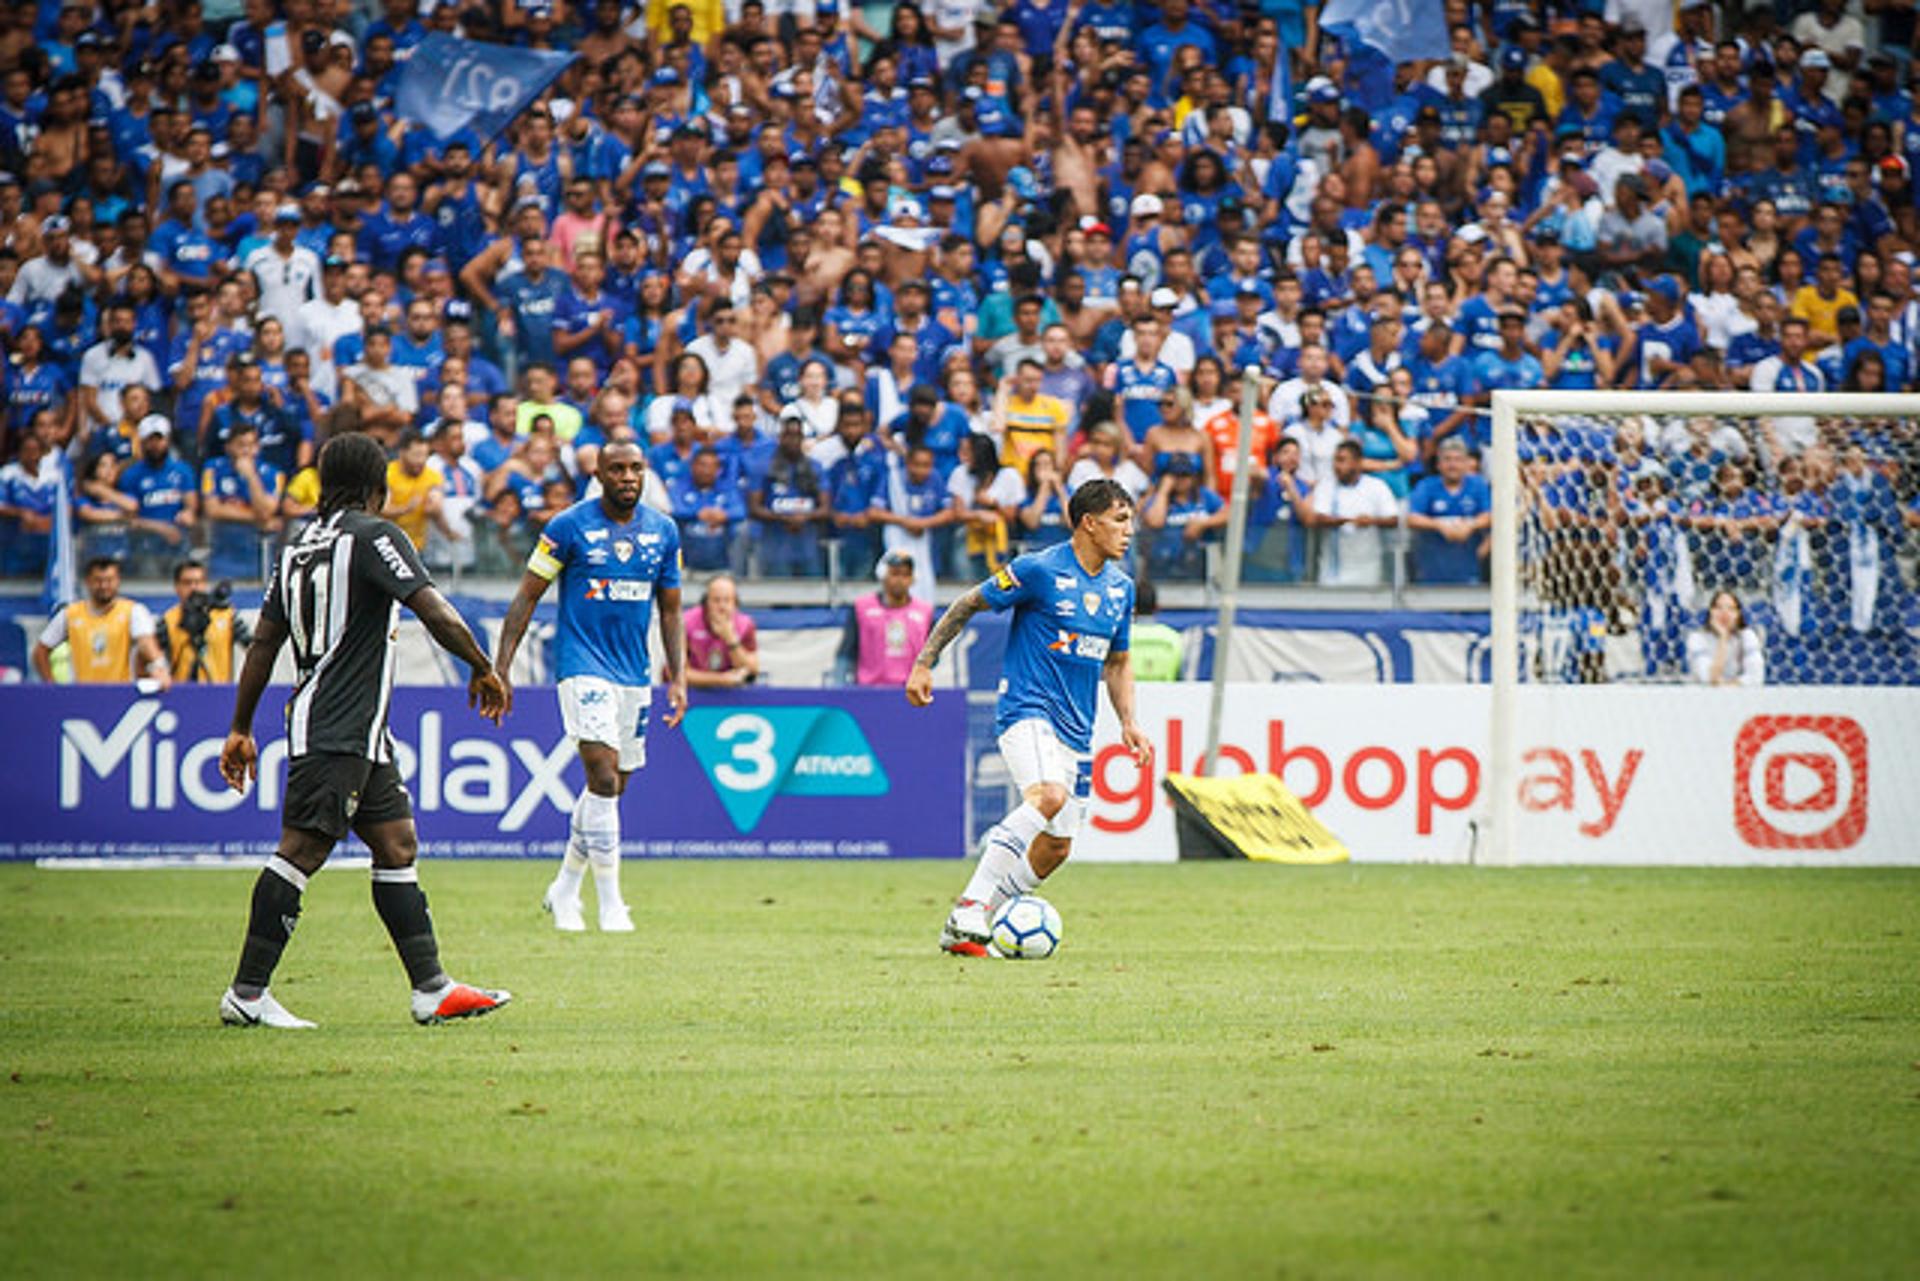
[158,560,252,684]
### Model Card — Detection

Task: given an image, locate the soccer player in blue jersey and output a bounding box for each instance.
[492,441,688,933]
[905,479,1154,956]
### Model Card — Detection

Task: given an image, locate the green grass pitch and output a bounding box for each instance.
[2,861,1917,1279]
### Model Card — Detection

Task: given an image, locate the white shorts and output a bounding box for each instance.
[558,676,651,772]
[998,718,1092,840]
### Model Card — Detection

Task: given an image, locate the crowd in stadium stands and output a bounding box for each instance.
[1,0,1919,600]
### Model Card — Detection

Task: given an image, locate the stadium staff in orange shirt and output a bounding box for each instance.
[31,556,172,687]
[1197,397,1278,499]
[993,359,1071,467]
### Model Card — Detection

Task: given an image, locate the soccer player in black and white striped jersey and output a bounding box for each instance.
[216,433,513,1029]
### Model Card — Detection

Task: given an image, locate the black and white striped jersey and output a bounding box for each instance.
[260,509,430,761]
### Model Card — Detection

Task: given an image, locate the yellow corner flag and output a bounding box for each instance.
[1161,772,1350,864]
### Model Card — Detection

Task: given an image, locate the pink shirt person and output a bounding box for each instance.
[852,553,933,687]
[684,576,760,687]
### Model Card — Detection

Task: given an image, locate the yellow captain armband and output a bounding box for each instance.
[527,535,563,581]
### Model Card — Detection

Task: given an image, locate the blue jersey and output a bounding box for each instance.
[531,499,683,686]
[982,541,1133,752]
[1112,359,1179,442]
[1408,474,1491,584]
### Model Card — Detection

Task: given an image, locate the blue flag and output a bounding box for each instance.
[41,451,74,614]
[1319,0,1451,67]
[394,35,578,144]
[1266,49,1294,127]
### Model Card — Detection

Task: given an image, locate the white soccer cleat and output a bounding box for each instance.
[411,981,512,1025]
[220,987,317,1029]
[939,898,994,957]
[542,886,586,932]
[599,901,635,933]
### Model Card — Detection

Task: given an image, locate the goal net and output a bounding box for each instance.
[1484,391,1920,865]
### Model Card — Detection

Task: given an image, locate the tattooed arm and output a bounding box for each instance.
[904,585,989,707]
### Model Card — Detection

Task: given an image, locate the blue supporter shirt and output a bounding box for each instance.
[530,498,683,687]
[1408,474,1491,584]
[357,208,435,272]
[669,474,745,571]
[1474,348,1545,395]
[717,431,778,495]
[5,361,69,433]
[1598,61,1666,127]
[1112,359,1179,442]
[118,455,197,523]
[1633,315,1701,387]
[980,541,1133,753]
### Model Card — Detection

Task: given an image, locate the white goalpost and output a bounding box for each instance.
[1485,390,1920,867]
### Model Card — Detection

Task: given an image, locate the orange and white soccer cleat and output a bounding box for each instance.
[411,981,513,1025]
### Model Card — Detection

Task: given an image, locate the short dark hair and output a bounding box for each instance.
[85,555,120,576]
[172,558,204,583]
[1069,477,1134,529]
[317,432,391,515]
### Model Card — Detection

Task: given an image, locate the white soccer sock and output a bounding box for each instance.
[577,790,624,908]
[553,794,594,903]
[962,803,1047,908]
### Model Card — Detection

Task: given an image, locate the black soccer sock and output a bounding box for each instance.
[232,857,308,999]
[371,867,447,993]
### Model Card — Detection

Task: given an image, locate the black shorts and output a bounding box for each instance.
[284,754,413,841]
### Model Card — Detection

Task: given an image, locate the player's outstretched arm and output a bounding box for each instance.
[656,585,688,728]
[1103,648,1153,767]
[905,585,987,707]
[491,569,555,718]
[406,584,507,724]
[221,615,288,793]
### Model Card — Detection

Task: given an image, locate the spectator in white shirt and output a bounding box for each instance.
[244,205,322,331]
[684,302,761,419]
[9,215,89,305]
[1687,590,1765,686]
[1118,287,1198,374]
[1304,439,1400,586]
[290,255,361,400]
[1269,344,1354,434]
[77,301,161,431]
[1282,386,1349,491]
[679,226,764,312]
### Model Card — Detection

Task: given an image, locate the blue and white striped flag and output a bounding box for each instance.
[1266,47,1294,126]
[40,450,75,614]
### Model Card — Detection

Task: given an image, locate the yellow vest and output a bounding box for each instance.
[162,602,235,683]
[65,599,136,683]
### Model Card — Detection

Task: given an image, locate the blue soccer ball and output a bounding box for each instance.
[990,895,1063,959]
